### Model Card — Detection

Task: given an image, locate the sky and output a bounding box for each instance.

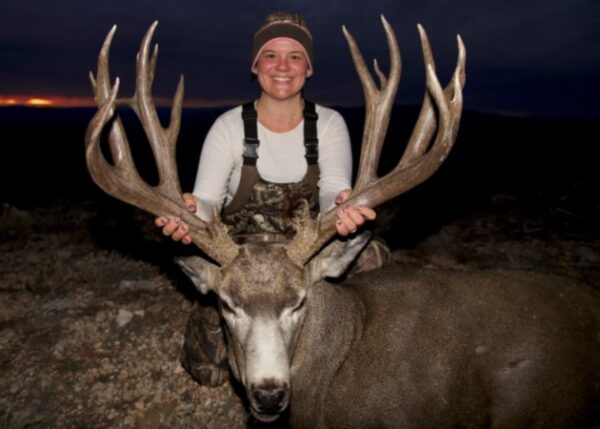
[0,0,598,117]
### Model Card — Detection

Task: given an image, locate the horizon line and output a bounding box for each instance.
[0,95,250,109]
[2,95,594,119]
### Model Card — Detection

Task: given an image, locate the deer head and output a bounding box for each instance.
[175,232,369,420]
[85,16,465,422]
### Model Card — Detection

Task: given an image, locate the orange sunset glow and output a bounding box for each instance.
[0,95,242,108]
[27,98,53,106]
[0,95,95,107]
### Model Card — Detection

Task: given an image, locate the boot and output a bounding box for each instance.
[181,302,229,387]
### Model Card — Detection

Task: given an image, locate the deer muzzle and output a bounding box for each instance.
[250,380,290,421]
[243,317,292,420]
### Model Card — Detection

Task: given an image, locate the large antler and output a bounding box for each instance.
[287,16,466,265]
[85,22,239,266]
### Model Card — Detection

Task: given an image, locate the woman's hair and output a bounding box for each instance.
[260,11,309,29]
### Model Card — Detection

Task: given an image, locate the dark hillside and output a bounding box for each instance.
[1,106,597,213]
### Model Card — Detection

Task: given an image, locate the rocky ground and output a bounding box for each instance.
[0,193,598,429]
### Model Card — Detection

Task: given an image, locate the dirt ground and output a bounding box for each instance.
[0,194,598,428]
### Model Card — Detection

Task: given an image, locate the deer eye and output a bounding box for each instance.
[220,299,236,315]
[292,297,306,313]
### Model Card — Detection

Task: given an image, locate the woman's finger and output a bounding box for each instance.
[336,218,351,236]
[345,207,366,227]
[182,193,197,213]
[335,189,352,205]
[338,209,358,233]
[358,205,377,220]
[162,218,180,236]
[171,223,189,241]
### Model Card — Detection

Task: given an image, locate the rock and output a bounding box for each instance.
[116,309,133,327]
[0,203,35,232]
[53,339,67,355]
[120,279,157,291]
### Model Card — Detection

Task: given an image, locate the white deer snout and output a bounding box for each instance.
[244,317,292,420]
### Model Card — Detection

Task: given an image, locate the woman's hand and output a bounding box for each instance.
[334,189,376,236]
[154,193,197,245]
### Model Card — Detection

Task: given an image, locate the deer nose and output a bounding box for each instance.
[251,384,288,414]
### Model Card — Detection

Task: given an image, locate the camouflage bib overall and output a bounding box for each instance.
[221,100,320,239]
[221,177,318,238]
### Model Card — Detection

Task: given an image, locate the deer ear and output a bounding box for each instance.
[307,231,372,282]
[175,256,220,294]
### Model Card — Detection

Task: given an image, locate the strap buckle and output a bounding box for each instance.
[304,140,318,155]
[243,138,259,159]
[305,139,318,164]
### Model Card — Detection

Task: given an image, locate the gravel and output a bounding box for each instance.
[0,197,597,428]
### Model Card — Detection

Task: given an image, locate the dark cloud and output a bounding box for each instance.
[0,0,598,115]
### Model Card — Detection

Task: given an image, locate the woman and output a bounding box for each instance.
[156,11,387,387]
[156,11,375,242]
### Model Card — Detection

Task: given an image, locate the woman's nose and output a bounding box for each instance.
[275,57,290,71]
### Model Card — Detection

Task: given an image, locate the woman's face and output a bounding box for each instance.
[254,38,310,102]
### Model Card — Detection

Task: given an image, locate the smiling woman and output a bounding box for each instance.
[146,10,387,390]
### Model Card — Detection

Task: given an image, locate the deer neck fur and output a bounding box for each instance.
[289,279,366,426]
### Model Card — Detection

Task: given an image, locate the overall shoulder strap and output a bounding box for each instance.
[223,102,260,215]
[303,100,320,190]
[241,101,259,166]
[224,100,321,216]
[303,100,318,165]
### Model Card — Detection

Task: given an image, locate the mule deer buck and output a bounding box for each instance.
[86,17,600,428]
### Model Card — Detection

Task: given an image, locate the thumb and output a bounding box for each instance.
[182,193,197,212]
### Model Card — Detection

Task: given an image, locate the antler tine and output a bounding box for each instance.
[449,34,467,99]
[167,75,185,144]
[133,21,181,199]
[85,23,239,266]
[397,28,466,171]
[89,71,97,91]
[86,77,122,177]
[343,15,402,192]
[88,25,138,175]
[398,25,465,168]
[149,42,159,86]
[397,25,436,168]
[286,20,466,267]
[93,25,117,104]
[133,29,183,149]
[373,59,388,88]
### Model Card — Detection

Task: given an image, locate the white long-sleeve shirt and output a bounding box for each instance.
[192,104,352,221]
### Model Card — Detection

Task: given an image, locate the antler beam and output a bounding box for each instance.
[85,22,239,265]
[287,16,466,266]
